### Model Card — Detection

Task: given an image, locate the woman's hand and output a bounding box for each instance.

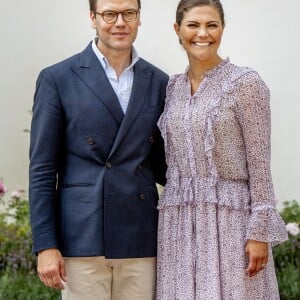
[245,240,268,277]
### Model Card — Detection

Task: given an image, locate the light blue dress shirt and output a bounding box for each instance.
[92,39,139,113]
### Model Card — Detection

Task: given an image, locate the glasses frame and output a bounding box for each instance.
[95,9,140,24]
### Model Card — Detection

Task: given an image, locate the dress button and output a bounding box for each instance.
[138,165,143,170]
[138,194,145,200]
[87,138,94,145]
[106,162,112,168]
[149,136,154,143]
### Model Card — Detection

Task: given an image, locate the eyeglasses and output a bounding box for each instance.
[95,9,140,24]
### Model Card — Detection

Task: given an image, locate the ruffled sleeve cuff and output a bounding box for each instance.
[246,204,288,246]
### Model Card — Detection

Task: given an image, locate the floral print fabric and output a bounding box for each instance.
[157,59,288,300]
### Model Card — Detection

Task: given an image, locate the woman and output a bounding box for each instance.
[157,0,288,299]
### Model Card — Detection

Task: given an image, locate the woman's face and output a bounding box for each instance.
[174,5,224,63]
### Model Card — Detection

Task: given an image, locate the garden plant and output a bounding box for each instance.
[0,180,59,299]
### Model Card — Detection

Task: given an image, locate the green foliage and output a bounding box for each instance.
[276,265,300,300]
[0,269,60,300]
[273,200,300,300]
[0,193,35,272]
[280,200,300,223]
[0,191,60,299]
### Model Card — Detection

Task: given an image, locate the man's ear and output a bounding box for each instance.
[90,11,97,29]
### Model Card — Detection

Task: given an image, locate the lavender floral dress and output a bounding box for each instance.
[156,59,288,300]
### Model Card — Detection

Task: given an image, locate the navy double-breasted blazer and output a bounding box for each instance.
[29,43,168,258]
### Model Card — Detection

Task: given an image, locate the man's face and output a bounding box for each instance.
[90,0,141,55]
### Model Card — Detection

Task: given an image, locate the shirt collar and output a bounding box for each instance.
[92,38,139,72]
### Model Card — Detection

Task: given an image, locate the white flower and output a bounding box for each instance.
[286,222,300,236]
[11,190,21,199]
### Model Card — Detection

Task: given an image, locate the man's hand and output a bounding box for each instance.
[37,248,67,290]
[245,240,268,277]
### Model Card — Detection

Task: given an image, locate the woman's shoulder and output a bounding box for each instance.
[226,62,266,85]
[166,72,186,93]
[168,72,186,84]
[215,61,269,98]
[223,62,270,107]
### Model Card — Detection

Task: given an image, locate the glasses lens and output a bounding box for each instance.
[123,10,137,22]
[103,11,117,23]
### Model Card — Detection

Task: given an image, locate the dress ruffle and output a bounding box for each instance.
[203,62,253,182]
[246,204,288,245]
[158,177,250,211]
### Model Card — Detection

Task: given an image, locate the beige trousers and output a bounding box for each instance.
[61,256,156,300]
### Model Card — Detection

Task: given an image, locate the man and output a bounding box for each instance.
[29,0,168,299]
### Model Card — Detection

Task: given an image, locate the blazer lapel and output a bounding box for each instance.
[71,43,124,125]
[108,60,152,158]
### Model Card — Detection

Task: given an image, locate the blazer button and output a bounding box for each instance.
[106,162,112,168]
[138,194,145,200]
[149,136,154,143]
[138,164,143,170]
[87,138,94,145]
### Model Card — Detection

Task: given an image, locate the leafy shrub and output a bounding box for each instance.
[0,191,36,272]
[273,200,300,300]
[0,269,60,300]
[0,185,60,299]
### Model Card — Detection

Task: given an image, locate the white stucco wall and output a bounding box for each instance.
[0,0,299,208]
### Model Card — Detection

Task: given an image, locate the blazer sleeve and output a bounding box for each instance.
[150,127,167,186]
[29,69,64,253]
[235,71,287,245]
[150,74,168,186]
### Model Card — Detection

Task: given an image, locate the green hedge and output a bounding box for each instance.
[273,200,300,300]
[0,193,60,299]
[0,270,60,300]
